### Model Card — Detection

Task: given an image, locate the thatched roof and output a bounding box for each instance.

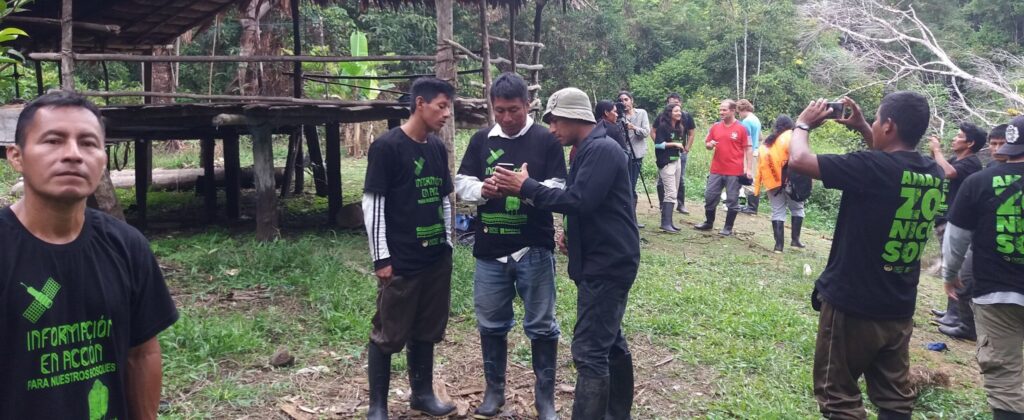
[9,0,238,52]
[359,0,591,12]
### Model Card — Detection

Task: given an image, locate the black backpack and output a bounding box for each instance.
[783,163,813,202]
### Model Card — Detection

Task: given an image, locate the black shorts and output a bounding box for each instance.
[370,250,453,354]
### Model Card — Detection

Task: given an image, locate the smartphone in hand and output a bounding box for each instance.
[825,102,845,119]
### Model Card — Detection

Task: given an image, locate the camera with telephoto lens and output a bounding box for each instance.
[614,100,627,121]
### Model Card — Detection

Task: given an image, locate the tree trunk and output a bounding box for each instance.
[741,13,748,97]
[152,46,184,152]
[530,0,546,104]
[238,0,272,95]
[436,0,457,239]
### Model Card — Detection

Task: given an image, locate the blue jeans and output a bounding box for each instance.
[474,247,560,340]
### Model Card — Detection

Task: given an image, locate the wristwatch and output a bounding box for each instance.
[795,123,811,132]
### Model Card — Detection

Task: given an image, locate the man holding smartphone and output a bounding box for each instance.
[455,73,567,419]
[790,93,943,419]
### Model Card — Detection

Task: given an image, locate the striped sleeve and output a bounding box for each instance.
[362,193,391,269]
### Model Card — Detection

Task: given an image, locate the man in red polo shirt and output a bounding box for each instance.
[695,99,752,236]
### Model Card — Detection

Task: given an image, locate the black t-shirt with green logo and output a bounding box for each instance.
[816,150,944,320]
[936,154,982,225]
[364,127,453,274]
[653,115,695,169]
[457,124,567,259]
[948,162,1024,296]
[0,207,178,420]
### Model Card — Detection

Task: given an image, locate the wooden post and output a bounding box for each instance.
[294,129,304,193]
[223,133,241,220]
[59,0,73,91]
[34,60,43,96]
[303,125,327,196]
[281,129,299,198]
[141,61,153,187]
[480,0,494,126]
[200,136,217,222]
[289,0,307,195]
[508,4,517,72]
[530,0,547,103]
[251,124,279,240]
[436,0,458,238]
[134,138,150,230]
[325,123,342,225]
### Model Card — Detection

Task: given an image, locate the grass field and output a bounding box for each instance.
[2,128,990,419]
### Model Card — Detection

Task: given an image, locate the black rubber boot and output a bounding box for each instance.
[656,182,664,204]
[877,408,912,420]
[474,335,507,418]
[994,409,1024,419]
[531,339,558,420]
[571,375,609,420]
[660,203,679,233]
[791,216,806,248]
[633,194,644,229]
[772,221,784,253]
[741,195,759,214]
[406,341,456,417]
[694,209,715,231]
[605,353,634,420]
[367,342,391,420]
[929,308,947,318]
[958,292,977,338]
[934,297,961,326]
[676,183,688,214]
[720,210,738,236]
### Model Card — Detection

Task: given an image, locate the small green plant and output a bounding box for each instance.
[294,31,394,101]
[0,0,32,64]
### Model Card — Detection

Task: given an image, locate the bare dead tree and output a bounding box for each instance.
[802,0,1024,125]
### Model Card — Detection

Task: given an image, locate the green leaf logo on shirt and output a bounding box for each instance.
[88,380,109,420]
[21,278,61,324]
[413,157,425,176]
[486,149,505,165]
[505,196,521,212]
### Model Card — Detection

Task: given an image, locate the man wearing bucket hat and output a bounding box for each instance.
[491,87,640,420]
[941,115,1024,419]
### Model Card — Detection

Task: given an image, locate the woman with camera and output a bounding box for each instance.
[653,104,688,232]
[753,115,808,253]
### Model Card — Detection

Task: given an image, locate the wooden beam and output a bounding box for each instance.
[6,16,120,34]
[28,53,438,63]
[223,133,241,220]
[281,129,299,198]
[85,90,408,106]
[443,39,543,71]
[60,0,74,91]
[251,124,279,240]
[488,35,544,49]
[291,0,303,100]
[324,123,341,225]
[530,0,547,102]
[200,136,217,222]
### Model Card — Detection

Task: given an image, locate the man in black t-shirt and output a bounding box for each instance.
[986,124,1010,169]
[927,123,985,339]
[361,78,457,419]
[1,91,178,420]
[942,115,1024,418]
[789,92,943,419]
[454,73,566,419]
[493,88,640,420]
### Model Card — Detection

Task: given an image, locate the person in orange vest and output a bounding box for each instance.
[753,115,808,252]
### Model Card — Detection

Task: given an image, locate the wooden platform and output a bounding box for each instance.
[1,99,489,240]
